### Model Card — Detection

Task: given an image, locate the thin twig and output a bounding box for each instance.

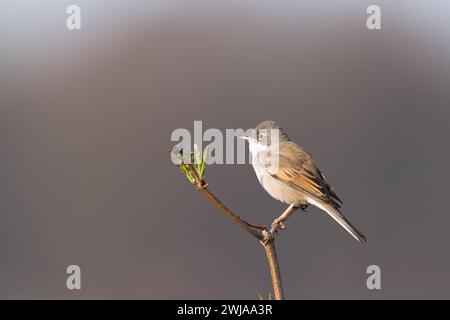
[173,153,294,300]
[197,186,285,299]
[261,236,284,300]
[197,187,264,241]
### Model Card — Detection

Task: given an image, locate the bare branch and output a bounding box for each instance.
[261,237,284,300]
[197,186,284,299]
[171,148,287,300]
[197,187,264,241]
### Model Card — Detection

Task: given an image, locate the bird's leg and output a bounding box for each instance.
[270,204,298,234]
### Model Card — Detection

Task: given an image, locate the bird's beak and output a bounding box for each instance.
[238,135,250,141]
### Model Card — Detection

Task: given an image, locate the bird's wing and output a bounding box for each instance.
[264,141,342,207]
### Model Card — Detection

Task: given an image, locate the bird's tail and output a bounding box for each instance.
[311,200,368,243]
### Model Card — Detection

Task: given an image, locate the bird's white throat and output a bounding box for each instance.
[248,140,271,160]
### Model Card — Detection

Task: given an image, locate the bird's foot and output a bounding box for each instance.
[272,220,285,230]
[298,203,309,212]
[270,219,285,235]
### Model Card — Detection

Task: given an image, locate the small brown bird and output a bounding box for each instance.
[242,121,367,243]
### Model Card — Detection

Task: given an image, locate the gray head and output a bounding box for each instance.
[253,120,290,145]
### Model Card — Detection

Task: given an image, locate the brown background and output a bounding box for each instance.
[1,0,450,299]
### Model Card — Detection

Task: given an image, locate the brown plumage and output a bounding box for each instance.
[248,121,367,243]
[269,141,342,209]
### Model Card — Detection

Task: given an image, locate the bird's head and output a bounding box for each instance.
[239,121,289,148]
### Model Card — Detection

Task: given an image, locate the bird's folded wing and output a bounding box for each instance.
[265,141,342,207]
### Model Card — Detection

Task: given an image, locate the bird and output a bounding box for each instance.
[241,120,367,243]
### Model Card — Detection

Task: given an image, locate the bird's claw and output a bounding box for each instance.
[299,204,309,212]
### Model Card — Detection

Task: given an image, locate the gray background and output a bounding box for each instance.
[1,0,449,299]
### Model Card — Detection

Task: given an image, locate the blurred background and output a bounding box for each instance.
[1,0,450,299]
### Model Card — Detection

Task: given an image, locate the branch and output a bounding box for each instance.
[261,236,284,300]
[171,145,291,300]
[197,186,284,300]
[196,187,264,241]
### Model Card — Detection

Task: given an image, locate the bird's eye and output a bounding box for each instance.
[257,129,268,142]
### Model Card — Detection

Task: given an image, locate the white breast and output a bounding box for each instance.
[249,142,308,205]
